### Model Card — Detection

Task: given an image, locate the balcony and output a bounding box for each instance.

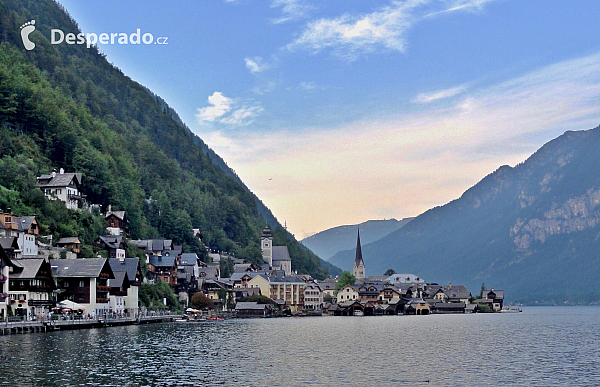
[97,285,111,292]
[96,298,109,303]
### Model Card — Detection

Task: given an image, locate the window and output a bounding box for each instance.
[79,281,85,288]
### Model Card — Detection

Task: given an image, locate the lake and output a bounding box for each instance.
[0,306,598,386]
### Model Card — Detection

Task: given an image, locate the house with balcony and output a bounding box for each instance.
[9,258,56,318]
[50,258,115,317]
[35,169,86,210]
[147,254,178,285]
[268,273,305,312]
[109,257,142,317]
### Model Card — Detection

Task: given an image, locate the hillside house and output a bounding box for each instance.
[56,237,81,254]
[35,169,86,210]
[0,211,39,257]
[95,235,126,258]
[105,208,129,236]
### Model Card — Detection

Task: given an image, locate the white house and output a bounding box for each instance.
[36,169,85,210]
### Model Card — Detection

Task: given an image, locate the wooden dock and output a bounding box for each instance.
[0,315,181,335]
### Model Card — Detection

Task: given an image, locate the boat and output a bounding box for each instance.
[500,305,522,313]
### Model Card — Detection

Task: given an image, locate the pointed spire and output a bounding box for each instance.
[354,228,364,267]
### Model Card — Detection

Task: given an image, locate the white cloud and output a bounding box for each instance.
[245,57,269,73]
[412,84,468,103]
[271,0,313,24]
[196,92,232,122]
[221,105,265,125]
[288,0,495,59]
[196,92,263,126]
[201,51,600,236]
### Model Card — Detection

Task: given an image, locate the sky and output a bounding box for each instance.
[54,0,600,239]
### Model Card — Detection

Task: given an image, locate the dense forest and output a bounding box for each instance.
[0,0,339,279]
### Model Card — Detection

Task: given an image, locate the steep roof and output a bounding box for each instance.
[0,236,19,250]
[50,258,114,278]
[109,258,140,282]
[235,302,269,310]
[272,246,291,261]
[57,237,81,245]
[36,172,82,188]
[148,255,176,268]
[106,211,126,220]
[11,258,50,280]
[110,271,129,288]
[179,253,199,266]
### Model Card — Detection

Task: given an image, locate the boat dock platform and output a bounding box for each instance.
[0,315,181,335]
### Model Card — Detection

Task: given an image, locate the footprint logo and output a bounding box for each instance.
[20,20,36,51]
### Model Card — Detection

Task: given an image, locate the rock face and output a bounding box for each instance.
[330,126,600,304]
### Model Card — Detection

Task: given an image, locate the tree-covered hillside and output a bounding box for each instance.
[0,0,336,278]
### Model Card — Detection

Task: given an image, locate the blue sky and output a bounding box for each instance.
[55,0,600,238]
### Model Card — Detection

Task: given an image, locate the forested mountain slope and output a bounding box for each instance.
[0,0,336,278]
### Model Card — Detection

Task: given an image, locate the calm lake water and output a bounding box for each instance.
[0,306,598,386]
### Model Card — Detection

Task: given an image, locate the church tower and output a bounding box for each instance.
[261,225,273,267]
[353,229,366,280]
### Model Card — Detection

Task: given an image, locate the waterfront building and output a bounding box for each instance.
[303,283,323,310]
[337,284,359,303]
[109,258,142,316]
[9,258,56,318]
[51,258,115,317]
[0,245,15,319]
[352,229,365,280]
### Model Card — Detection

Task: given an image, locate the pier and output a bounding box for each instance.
[0,314,181,335]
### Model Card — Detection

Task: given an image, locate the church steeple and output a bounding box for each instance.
[353,229,365,280]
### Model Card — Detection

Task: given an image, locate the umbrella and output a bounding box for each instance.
[58,300,86,310]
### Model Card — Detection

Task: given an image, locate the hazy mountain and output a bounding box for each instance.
[330,126,600,304]
[301,218,412,261]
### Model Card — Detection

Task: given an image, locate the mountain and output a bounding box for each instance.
[301,218,412,261]
[0,0,338,279]
[330,126,600,304]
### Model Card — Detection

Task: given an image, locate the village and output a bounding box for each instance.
[0,169,506,331]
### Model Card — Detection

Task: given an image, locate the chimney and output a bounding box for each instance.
[59,168,64,174]
[51,171,56,177]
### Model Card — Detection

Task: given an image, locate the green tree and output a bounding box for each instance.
[384,269,396,276]
[335,271,356,290]
[191,291,212,309]
[480,283,487,299]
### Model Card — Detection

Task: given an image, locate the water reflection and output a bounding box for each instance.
[0,307,599,386]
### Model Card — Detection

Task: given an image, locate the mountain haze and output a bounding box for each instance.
[331,126,600,304]
[0,0,337,278]
[301,218,412,261]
